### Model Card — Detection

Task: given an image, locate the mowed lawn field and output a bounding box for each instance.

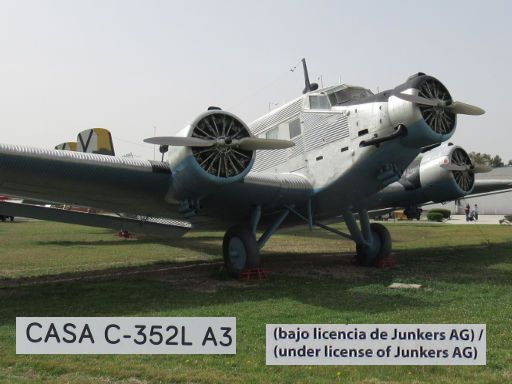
[0,220,511,383]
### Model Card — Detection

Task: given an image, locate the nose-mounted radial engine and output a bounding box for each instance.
[388,74,485,148]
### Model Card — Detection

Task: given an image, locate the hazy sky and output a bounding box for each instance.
[0,0,511,161]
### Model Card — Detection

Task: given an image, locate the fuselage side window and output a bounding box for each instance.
[265,126,279,139]
[309,95,331,110]
[288,118,301,138]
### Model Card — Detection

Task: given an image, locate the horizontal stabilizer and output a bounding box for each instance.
[0,201,190,237]
[55,142,78,151]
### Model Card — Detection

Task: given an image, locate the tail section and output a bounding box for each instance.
[55,142,78,151]
[55,128,115,156]
[77,128,115,156]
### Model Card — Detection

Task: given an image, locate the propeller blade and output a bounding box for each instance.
[144,136,295,150]
[471,164,493,173]
[446,101,485,115]
[443,163,492,173]
[395,92,485,115]
[443,164,472,172]
[395,92,439,107]
[235,137,295,151]
[143,136,215,147]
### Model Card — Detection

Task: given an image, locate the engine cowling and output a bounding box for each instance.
[167,110,255,200]
[410,145,475,202]
[189,111,254,178]
[388,74,457,147]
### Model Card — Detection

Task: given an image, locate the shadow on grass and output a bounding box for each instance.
[0,239,511,326]
[0,272,428,327]
[35,234,512,285]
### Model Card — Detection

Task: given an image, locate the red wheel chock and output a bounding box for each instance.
[375,254,396,268]
[117,230,132,239]
[240,268,267,281]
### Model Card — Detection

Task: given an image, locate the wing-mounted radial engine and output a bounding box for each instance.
[401,144,485,203]
[144,110,294,200]
[387,73,485,148]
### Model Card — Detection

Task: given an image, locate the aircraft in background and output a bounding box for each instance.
[1,59,509,276]
[55,128,115,156]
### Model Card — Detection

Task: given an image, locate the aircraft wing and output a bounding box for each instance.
[470,179,512,197]
[0,143,175,217]
[0,201,189,237]
[0,143,314,228]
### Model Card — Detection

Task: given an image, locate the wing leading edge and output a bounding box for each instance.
[0,143,174,217]
[0,143,315,228]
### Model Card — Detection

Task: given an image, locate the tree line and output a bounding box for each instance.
[468,152,512,168]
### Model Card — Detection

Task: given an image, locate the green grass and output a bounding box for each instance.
[0,220,511,383]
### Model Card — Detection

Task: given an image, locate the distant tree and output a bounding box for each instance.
[490,155,504,168]
[469,152,490,166]
[508,160,512,166]
[469,152,504,168]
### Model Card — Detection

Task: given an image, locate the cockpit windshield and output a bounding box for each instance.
[327,86,374,106]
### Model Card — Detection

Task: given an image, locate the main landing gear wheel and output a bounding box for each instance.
[355,223,391,266]
[222,225,260,277]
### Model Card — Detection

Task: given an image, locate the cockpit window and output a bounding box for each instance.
[309,95,331,109]
[328,87,373,106]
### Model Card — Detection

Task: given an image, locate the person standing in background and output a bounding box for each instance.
[465,203,470,222]
[474,204,479,221]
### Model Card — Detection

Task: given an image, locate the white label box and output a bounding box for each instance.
[17,317,236,354]
[266,324,485,365]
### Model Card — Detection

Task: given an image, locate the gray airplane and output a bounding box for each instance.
[0,60,508,276]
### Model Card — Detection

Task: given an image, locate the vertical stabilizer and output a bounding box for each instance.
[77,128,115,156]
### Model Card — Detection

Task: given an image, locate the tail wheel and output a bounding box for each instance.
[355,223,392,266]
[222,225,260,277]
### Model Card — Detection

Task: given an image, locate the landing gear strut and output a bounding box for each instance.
[222,205,392,276]
[222,206,289,277]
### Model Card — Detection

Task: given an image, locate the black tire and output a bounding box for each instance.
[222,225,260,277]
[355,223,392,266]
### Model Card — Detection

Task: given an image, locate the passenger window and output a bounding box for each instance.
[265,127,279,139]
[288,118,301,138]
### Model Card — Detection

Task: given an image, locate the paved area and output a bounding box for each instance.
[446,215,509,225]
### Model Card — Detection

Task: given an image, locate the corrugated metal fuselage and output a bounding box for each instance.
[244,93,423,221]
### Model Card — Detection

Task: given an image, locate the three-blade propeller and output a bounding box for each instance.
[395,92,485,115]
[144,136,294,151]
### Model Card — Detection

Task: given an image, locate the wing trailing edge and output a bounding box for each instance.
[0,201,189,237]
